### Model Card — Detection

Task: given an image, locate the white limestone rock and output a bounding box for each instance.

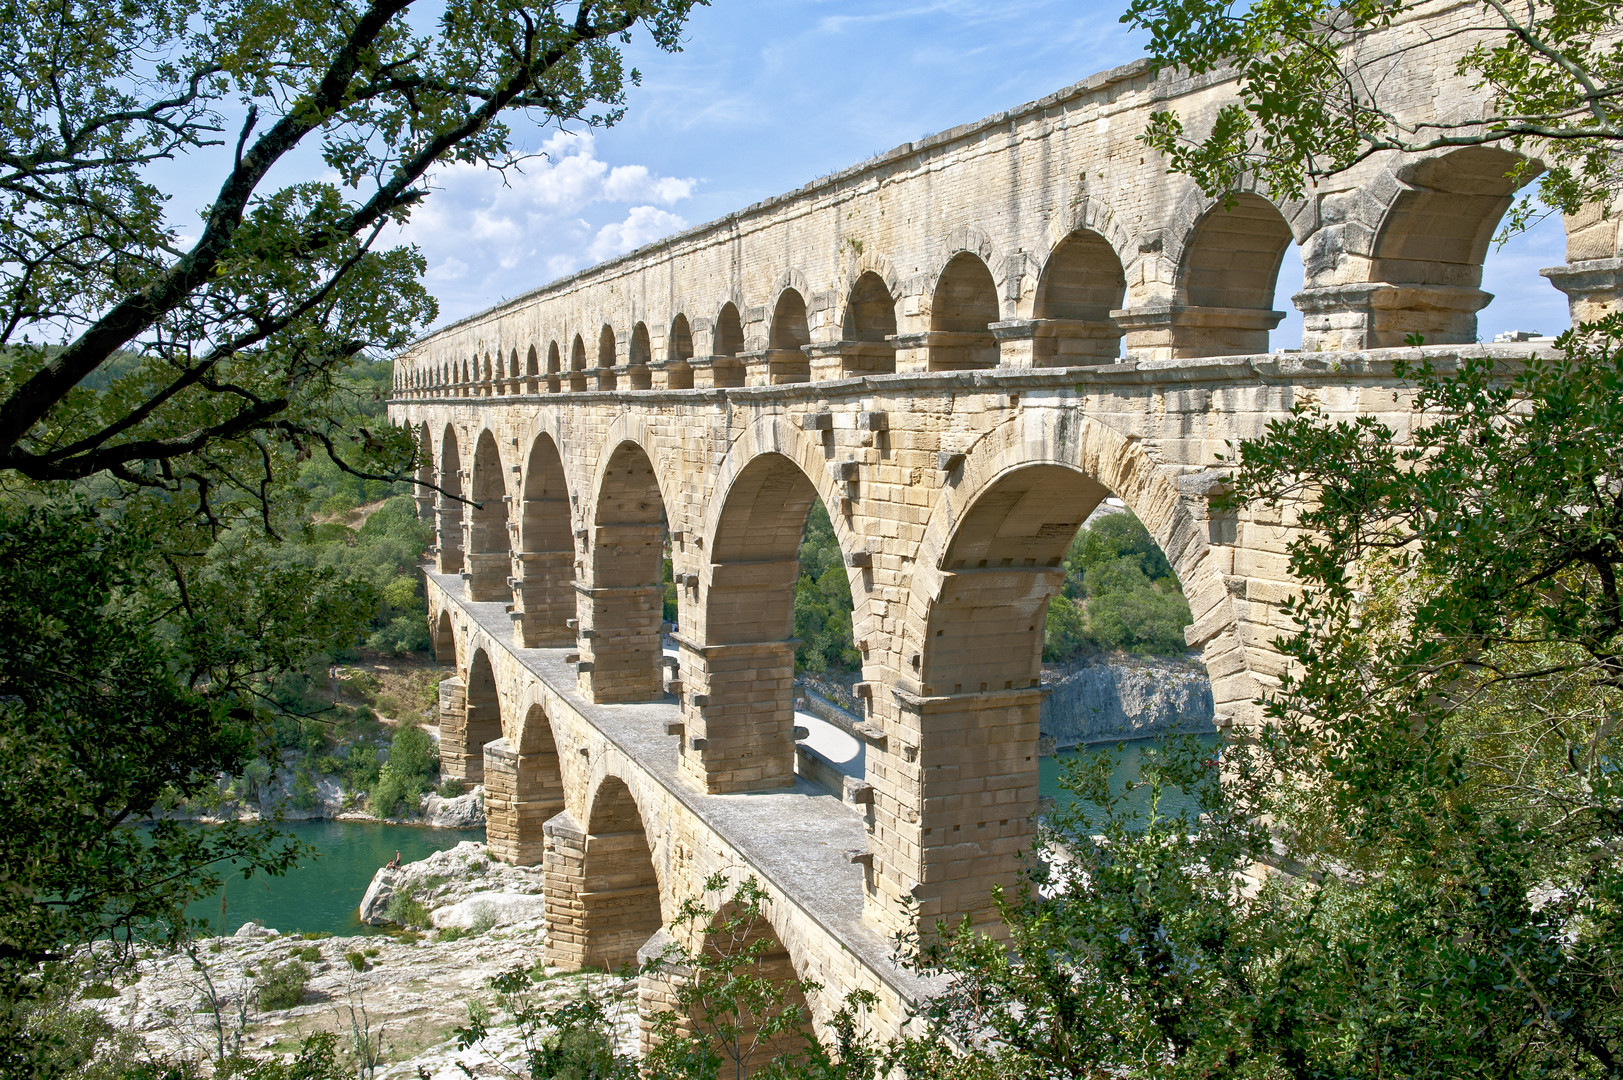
[356,841,545,929]
[1039,654,1216,749]
[420,786,485,828]
[430,893,547,930]
[232,921,280,939]
[358,868,401,925]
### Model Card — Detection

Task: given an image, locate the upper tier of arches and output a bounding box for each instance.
[393,146,1598,398]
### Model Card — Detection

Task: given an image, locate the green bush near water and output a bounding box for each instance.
[370,724,438,818]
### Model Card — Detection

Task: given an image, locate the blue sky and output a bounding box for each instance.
[379,0,1569,342]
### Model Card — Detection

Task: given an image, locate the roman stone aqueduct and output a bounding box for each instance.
[388,1,1623,1042]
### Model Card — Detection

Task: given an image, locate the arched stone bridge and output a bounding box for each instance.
[389,1,1622,1041]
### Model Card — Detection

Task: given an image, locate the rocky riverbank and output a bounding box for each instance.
[80,843,631,1078]
[151,758,486,830]
[1039,653,1215,748]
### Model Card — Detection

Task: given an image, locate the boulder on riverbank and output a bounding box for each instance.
[1040,654,1215,748]
[419,786,484,828]
[358,840,545,929]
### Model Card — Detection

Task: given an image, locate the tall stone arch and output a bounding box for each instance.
[760,287,812,384]
[925,250,1002,370]
[484,701,565,866]
[577,421,678,704]
[1299,146,1536,349]
[857,409,1252,937]
[435,425,465,574]
[546,775,664,972]
[464,429,511,602]
[512,431,576,648]
[665,313,695,389]
[443,646,503,785]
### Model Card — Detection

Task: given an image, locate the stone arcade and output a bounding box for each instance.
[389,0,1623,1046]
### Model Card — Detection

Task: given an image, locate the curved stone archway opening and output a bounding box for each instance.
[513,433,575,648]
[684,452,832,793]
[1033,228,1127,363]
[413,421,435,522]
[629,322,653,389]
[822,270,898,378]
[667,314,695,389]
[712,302,746,387]
[484,702,565,866]
[929,252,1000,370]
[545,340,562,393]
[596,325,618,390]
[762,289,811,383]
[443,648,502,786]
[569,334,589,392]
[435,427,464,574]
[431,609,454,663]
[465,430,510,602]
[640,894,814,1068]
[546,776,662,972]
[905,463,1201,933]
[1169,194,1295,357]
[579,441,668,703]
[1366,146,1529,346]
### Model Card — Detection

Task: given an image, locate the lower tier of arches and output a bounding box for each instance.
[425,572,927,1045]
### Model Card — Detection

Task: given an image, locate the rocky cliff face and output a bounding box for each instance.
[1040,654,1215,748]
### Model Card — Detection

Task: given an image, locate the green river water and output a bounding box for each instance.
[1039,733,1221,821]
[191,736,1212,937]
[187,820,483,938]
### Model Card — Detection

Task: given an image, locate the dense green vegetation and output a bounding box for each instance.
[793,501,862,674]
[0,0,701,1062]
[1044,511,1193,661]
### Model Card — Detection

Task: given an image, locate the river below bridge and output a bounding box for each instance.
[185,820,484,937]
[179,736,1218,937]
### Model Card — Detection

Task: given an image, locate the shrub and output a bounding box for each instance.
[256,959,311,1010]
[436,778,466,798]
[1043,594,1089,662]
[345,951,369,972]
[383,893,431,929]
[388,724,436,781]
[79,983,118,1000]
[292,945,322,962]
[289,768,320,812]
[343,744,380,793]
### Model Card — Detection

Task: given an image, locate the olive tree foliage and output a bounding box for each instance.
[0,0,702,515]
[1123,0,1622,227]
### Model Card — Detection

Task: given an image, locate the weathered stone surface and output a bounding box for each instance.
[232,921,280,939]
[81,915,636,1078]
[1040,655,1216,748]
[430,893,549,930]
[358,841,545,928]
[420,786,485,828]
[357,869,400,926]
[384,4,1622,1049]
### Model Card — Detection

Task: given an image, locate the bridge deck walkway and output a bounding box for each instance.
[426,569,931,1005]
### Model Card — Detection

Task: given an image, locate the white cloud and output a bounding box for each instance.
[390,130,696,324]
[587,206,690,263]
